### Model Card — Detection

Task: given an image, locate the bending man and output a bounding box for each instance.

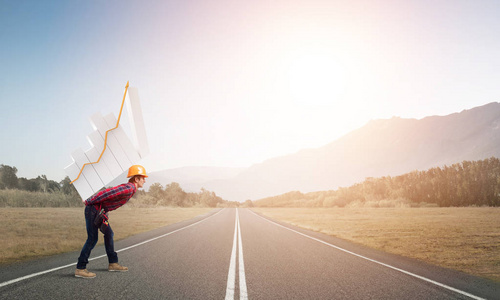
[75,165,148,278]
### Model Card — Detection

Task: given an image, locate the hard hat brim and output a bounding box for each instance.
[127,174,148,178]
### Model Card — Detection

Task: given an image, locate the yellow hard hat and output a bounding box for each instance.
[127,165,148,178]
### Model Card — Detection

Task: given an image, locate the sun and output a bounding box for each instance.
[286,52,347,106]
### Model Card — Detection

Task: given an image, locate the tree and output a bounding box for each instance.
[18,177,39,192]
[199,188,222,207]
[0,164,19,189]
[60,176,78,196]
[36,175,49,193]
[149,183,164,205]
[165,182,187,206]
[243,200,254,207]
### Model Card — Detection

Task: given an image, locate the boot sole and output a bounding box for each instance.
[75,274,96,278]
[108,269,128,272]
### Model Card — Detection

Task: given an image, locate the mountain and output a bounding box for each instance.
[149,102,500,201]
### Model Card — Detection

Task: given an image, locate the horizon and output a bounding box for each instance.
[4,101,497,183]
[2,1,500,182]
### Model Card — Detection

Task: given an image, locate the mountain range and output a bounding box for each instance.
[146,102,500,201]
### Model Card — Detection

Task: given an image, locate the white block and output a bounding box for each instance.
[84,145,114,186]
[103,113,141,164]
[64,161,94,201]
[89,112,132,170]
[87,130,123,179]
[71,148,103,193]
[127,87,150,158]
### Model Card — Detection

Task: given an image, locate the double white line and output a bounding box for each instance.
[225,208,248,300]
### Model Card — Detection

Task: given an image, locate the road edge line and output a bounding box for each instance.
[248,209,486,300]
[0,208,224,289]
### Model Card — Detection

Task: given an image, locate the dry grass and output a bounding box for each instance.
[0,207,214,264]
[252,207,500,282]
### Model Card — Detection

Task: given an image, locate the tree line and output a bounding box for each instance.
[134,182,238,208]
[0,164,79,196]
[0,164,235,208]
[254,157,500,207]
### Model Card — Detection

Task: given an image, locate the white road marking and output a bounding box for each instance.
[225,209,238,300]
[249,209,486,300]
[238,209,248,299]
[225,208,248,300]
[0,209,224,289]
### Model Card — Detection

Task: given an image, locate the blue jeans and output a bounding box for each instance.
[77,205,118,269]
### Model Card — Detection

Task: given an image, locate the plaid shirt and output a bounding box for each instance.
[85,183,136,212]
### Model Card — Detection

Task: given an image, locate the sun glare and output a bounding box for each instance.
[287,53,346,106]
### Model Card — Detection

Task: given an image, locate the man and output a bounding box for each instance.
[75,165,148,278]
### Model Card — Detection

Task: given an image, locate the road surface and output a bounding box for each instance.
[0,208,498,299]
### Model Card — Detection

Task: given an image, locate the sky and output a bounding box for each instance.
[1,0,500,182]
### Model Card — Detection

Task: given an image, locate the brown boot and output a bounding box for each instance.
[108,263,128,272]
[75,269,96,278]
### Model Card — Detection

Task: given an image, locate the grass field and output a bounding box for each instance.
[252,207,500,282]
[0,207,214,265]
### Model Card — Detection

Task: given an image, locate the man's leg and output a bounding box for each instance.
[76,206,98,278]
[103,224,118,264]
[104,224,128,272]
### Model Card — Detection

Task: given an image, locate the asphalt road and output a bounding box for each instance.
[0,208,498,299]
